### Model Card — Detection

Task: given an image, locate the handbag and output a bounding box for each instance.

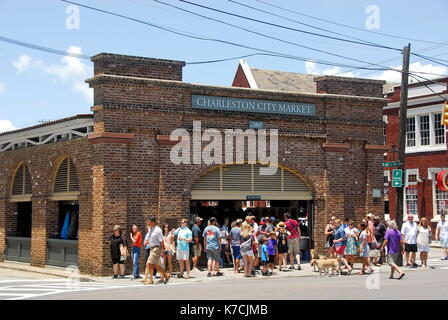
[119,243,129,261]
[240,236,252,254]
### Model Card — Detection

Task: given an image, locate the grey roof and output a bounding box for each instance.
[250,67,396,95]
[250,68,316,93]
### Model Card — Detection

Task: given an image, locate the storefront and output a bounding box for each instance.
[0,53,387,276]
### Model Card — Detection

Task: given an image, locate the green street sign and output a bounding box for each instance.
[392,169,403,187]
[382,161,400,167]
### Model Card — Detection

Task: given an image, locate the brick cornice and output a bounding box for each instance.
[156,135,182,146]
[364,144,389,154]
[88,132,135,144]
[322,143,350,152]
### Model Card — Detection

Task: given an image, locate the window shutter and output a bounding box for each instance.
[54,158,79,193]
[12,163,32,195]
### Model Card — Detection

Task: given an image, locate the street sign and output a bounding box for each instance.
[382,161,400,167]
[392,169,403,187]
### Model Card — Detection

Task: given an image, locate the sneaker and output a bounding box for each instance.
[118,275,125,279]
[184,274,190,279]
[289,265,295,270]
[207,272,213,277]
[216,272,224,277]
[262,272,268,276]
[296,265,302,271]
[164,273,171,284]
[177,273,183,278]
[112,275,118,279]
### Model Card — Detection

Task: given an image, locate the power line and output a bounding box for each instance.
[153,0,398,69]
[178,0,402,52]
[408,74,447,102]
[253,0,446,46]
[0,35,91,60]
[227,0,388,49]
[411,53,448,67]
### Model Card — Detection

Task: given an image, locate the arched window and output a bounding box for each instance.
[53,157,79,194]
[11,163,32,196]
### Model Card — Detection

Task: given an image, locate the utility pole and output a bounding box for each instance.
[395,43,411,266]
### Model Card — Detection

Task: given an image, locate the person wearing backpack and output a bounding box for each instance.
[276,222,290,272]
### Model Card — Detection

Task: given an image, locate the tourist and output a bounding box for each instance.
[143,217,170,285]
[381,220,405,280]
[436,213,448,260]
[162,223,174,276]
[202,217,222,277]
[174,219,193,279]
[343,221,358,268]
[260,237,270,276]
[401,214,419,268]
[130,224,142,279]
[373,216,387,265]
[230,219,243,273]
[324,216,336,257]
[257,217,274,271]
[276,222,290,271]
[191,217,203,271]
[240,223,255,277]
[417,217,431,268]
[333,219,353,275]
[143,222,151,277]
[358,223,373,275]
[219,223,231,267]
[267,231,277,275]
[284,212,302,270]
[110,225,126,279]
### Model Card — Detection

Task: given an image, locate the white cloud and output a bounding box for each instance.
[0,120,17,133]
[12,46,93,103]
[370,62,447,83]
[0,81,5,94]
[304,60,359,78]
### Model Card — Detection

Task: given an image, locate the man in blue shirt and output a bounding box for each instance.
[202,217,222,277]
[333,219,353,275]
[174,219,193,279]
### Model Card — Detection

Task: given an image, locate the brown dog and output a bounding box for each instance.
[317,256,340,277]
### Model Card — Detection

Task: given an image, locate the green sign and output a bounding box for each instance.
[382,161,400,167]
[192,95,316,117]
[392,169,403,187]
[249,121,264,129]
[246,195,261,201]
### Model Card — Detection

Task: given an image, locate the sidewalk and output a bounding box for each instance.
[1,247,444,284]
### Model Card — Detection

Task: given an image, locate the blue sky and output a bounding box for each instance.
[0,0,447,131]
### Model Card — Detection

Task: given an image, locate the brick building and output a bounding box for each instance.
[0,54,387,276]
[383,77,448,230]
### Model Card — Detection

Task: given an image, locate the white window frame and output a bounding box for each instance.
[406,105,447,154]
[428,167,448,222]
[403,169,419,220]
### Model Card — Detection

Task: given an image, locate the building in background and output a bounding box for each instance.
[384,77,448,230]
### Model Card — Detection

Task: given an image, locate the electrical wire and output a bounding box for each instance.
[253,0,446,46]
[178,0,402,51]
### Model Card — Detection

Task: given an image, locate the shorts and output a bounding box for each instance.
[206,249,220,262]
[335,245,346,256]
[163,251,172,255]
[405,243,418,253]
[147,246,162,265]
[387,253,399,265]
[370,249,380,258]
[268,255,275,263]
[112,257,124,264]
[418,244,429,253]
[176,249,189,261]
[441,237,448,248]
[242,250,254,257]
[287,238,300,255]
[193,244,202,257]
[232,246,242,260]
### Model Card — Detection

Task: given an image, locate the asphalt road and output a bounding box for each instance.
[22,261,448,300]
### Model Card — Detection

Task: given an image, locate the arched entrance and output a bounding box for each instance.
[189,164,314,257]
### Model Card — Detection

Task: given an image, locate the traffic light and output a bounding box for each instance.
[442,102,448,126]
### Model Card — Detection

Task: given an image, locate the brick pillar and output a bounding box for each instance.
[88,132,134,276]
[313,197,326,255]
[0,200,6,261]
[30,198,56,267]
[365,152,385,218]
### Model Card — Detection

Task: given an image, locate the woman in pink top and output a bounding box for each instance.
[162,223,175,275]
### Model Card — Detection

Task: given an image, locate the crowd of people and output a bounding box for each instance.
[108,211,448,283]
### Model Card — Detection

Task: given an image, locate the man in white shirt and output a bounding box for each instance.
[401,214,419,268]
[143,218,170,285]
[436,213,448,260]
